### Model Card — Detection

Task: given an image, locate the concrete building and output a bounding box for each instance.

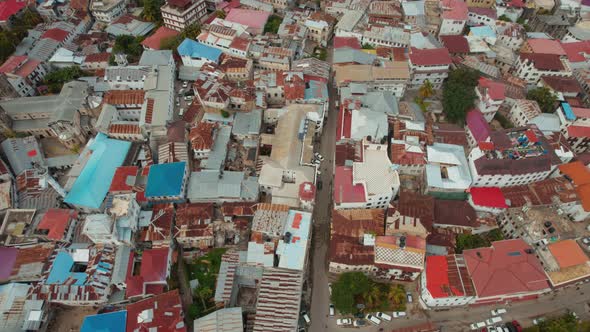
[90,0,126,23]
[476,78,506,122]
[161,0,207,32]
[514,53,572,85]
[408,47,452,90]
[0,56,47,97]
[439,0,468,36]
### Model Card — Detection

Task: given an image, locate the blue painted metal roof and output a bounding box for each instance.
[177,38,222,62]
[470,25,496,38]
[145,161,187,198]
[562,102,576,121]
[47,252,74,284]
[81,311,127,332]
[64,133,131,209]
[305,80,329,101]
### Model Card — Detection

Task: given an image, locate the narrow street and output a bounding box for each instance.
[309,44,338,332]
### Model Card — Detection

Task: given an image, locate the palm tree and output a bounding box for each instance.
[196,286,212,309]
[387,285,406,310]
[364,282,381,309]
[419,80,434,99]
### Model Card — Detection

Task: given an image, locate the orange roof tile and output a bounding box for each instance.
[548,240,589,269]
[109,124,142,135]
[103,90,146,106]
[559,161,590,185]
[189,122,217,151]
[145,98,154,124]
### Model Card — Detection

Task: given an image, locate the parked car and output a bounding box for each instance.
[532,317,545,325]
[328,282,332,296]
[470,322,486,330]
[491,308,507,316]
[582,237,590,244]
[329,304,335,316]
[486,317,503,325]
[184,95,193,101]
[182,81,188,88]
[376,312,391,321]
[407,292,413,303]
[366,314,381,325]
[336,318,352,326]
[314,153,324,161]
[353,319,366,327]
[392,311,406,318]
[179,108,185,116]
[354,312,365,319]
[506,320,522,332]
[301,311,310,324]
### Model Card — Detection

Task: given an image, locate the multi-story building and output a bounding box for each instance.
[334,62,410,98]
[514,53,572,84]
[439,0,468,36]
[304,12,336,48]
[556,102,590,153]
[468,127,564,187]
[333,141,400,210]
[475,77,506,122]
[419,255,476,308]
[408,48,452,90]
[90,0,126,23]
[0,56,47,97]
[161,0,207,32]
[466,0,494,8]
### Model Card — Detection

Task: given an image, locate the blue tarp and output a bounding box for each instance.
[81,311,127,332]
[145,161,186,198]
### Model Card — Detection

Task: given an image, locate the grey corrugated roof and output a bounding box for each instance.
[28,38,60,62]
[44,155,78,169]
[139,50,173,66]
[178,66,201,81]
[194,307,243,331]
[106,20,155,37]
[333,48,377,65]
[187,170,259,202]
[1,136,45,175]
[232,109,262,137]
[202,125,231,171]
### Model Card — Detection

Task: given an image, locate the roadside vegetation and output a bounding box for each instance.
[523,312,590,332]
[331,272,406,315]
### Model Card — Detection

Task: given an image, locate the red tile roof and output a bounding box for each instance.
[126,290,186,332]
[84,52,110,63]
[0,0,27,22]
[426,255,475,298]
[440,35,470,54]
[0,55,27,74]
[561,41,590,63]
[229,37,250,51]
[36,209,77,240]
[572,107,590,118]
[189,122,217,151]
[333,166,366,204]
[329,234,374,265]
[567,125,590,138]
[109,123,142,135]
[145,98,154,124]
[104,90,146,106]
[334,36,361,49]
[331,209,385,239]
[520,53,564,71]
[109,166,139,193]
[526,39,565,55]
[441,0,468,20]
[478,77,505,100]
[41,28,69,42]
[140,247,169,283]
[141,26,179,50]
[390,143,426,165]
[469,187,508,208]
[548,240,589,269]
[464,239,550,298]
[409,47,452,66]
[541,76,582,94]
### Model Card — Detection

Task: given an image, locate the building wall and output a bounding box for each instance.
[409,63,449,89]
[419,271,475,308]
[328,261,377,274]
[91,0,126,23]
[161,0,207,32]
[466,0,495,8]
[514,57,572,84]
[439,19,466,36]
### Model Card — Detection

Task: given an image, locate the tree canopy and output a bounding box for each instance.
[263,15,283,34]
[44,67,87,93]
[498,14,512,22]
[455,229,504,254]
[141,0,163,23]
[523,312,590,332]
[442,68,480,125]
[0,8,43,63]
[527,86,558,113]
[159,23,201,51]
[113,35,145,63]
[331,272,370,314]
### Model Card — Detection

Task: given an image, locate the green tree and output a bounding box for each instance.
[364,282,381,309]
[195,285,213,310]
[498,14,512,22]
[442,68,480,124]
[215,10,226,19]
[361,43,374,50]
[160,35,182,51]
[142,0,163,23]
[522,312,588,332]
[527,86,558,113]
[331,272,371,314]
[44,66,86,93]
[263,15,283,34]
[386,284,406,311]
[419,79,434,99]
[180,23,201,40]
[113,35,145,63]
[187,303,200,320]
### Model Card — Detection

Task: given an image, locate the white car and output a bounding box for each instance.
[329,304,334,316]
[328,283,332,296]
[375,312,391,321]
[486,316,503,325]
[532,317,545,325]
[182,81,188,88]
[301,311,311,324]
[336,318,352,326]
[392,311,406,318]
[365,314,381,325]
[184,95,193,101]
[582,237,590,244]
[491,308,507,316]
[407,292,413,303]
[470,322,486,330]
[179,108,185,116]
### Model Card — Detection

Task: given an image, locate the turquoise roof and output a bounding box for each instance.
[470,25,496,38]
[177,38,222,62]
[46,252,87,285]
[64,133,131,209]
[81,311,127,332]
[562,102,576,121]
[145,161,187,198]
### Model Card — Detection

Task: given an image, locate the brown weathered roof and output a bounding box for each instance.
[434,200,478,228]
